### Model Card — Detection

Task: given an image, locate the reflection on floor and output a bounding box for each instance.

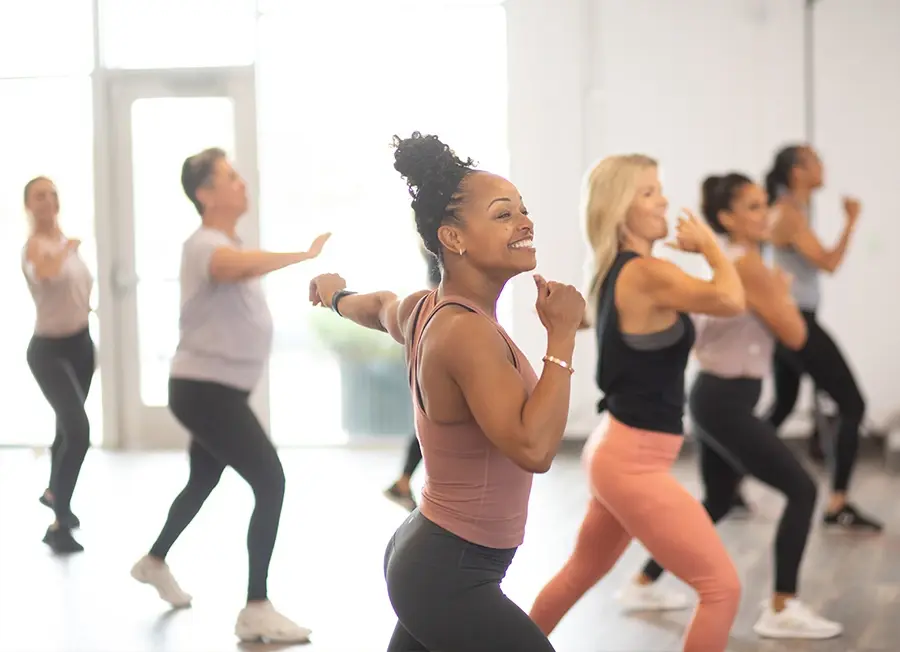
[0,445,898,652]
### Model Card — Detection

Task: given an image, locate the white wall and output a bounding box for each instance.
[506,0,897,437]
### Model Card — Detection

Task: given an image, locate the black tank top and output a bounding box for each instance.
[595,251,695,435]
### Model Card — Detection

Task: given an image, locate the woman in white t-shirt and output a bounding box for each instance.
[21,176,95,555]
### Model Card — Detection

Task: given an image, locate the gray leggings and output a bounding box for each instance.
[384,511,555,652]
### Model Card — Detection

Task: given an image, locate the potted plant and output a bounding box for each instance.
[307,308,413,437]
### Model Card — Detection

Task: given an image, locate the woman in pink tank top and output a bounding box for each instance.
[308,132,584,652]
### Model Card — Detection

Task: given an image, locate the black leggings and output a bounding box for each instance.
[27,327,95,525]
[384,511,554,652]
[401,434,423,478]
[642,373,817,595]
[766,310,865,492]
[149,378,286,602]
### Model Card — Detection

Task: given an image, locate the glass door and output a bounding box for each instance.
[106,67,264,449]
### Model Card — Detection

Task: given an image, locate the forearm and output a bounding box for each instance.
[702,244,746,310]
[519,334,576,466]
[334,291,398,332]
[239,250,312,279]
[32,250,68,281]
[824,224,855,272]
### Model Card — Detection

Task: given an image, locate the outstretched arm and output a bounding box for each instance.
[309,273,429,345]
[208,232,331,282]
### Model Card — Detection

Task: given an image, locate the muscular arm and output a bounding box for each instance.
[621,247,746,317]
[735,255,807,350]
[439,312,575,473]
[772,203,855,274]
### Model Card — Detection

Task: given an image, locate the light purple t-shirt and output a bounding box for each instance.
[22,236,93,338]
[169,226,273,391]
[692,238,774,380]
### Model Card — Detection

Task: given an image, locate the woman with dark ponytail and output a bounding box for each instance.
[630,173,842,640]
[764,144,881,532]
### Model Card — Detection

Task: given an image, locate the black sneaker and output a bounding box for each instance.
[383,483,416,512]
[823,504,883,532]
[39,493,80,529]
[43,526,84,554]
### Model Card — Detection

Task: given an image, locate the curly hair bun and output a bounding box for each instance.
[392,132,475,197]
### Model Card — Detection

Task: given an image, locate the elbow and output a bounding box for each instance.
[717,289,746,317]
[783,322,808,351]
[517,440,555,474]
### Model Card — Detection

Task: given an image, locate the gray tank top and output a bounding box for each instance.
[772,199,819,311]
[692,238,774,380]
[22,236,93,338]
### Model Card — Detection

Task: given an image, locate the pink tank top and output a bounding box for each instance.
[407,291,537,550]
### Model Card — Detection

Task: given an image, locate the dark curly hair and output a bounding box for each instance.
[701,173,753,234]
[392,132,477,260]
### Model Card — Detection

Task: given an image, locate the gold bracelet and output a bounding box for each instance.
[543,355,574,374]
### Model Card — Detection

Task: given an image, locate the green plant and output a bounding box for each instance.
[307,307,403,362]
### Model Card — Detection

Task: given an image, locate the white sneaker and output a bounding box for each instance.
[753,599,843,639]
[234,601,311,643]
[615,581,691,612]
[130,555,192,609]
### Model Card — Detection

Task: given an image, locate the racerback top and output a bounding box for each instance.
[594,251,695,435]
[408,290,537,550]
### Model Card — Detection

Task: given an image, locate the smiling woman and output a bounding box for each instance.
[305,132,584,652]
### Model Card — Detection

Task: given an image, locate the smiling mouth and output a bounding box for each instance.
[510,238,535,250]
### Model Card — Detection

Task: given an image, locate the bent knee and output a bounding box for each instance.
[696,562,742,607]
[790,473,818,508]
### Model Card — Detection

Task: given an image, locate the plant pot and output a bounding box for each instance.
[338,356,413,436]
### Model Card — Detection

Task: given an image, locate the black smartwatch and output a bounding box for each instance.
[331,289,357,317]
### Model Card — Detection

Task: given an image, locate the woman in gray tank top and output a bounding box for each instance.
[763,145,881,532]
[130,148,330,644]
[22,176,96,555]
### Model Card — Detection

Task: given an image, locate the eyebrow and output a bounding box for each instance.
[488,196,524,208]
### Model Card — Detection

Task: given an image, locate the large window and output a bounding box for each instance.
[0,78,102,447]
[99,0,256,69]
[258,1,510,445]
[0,0,94,77]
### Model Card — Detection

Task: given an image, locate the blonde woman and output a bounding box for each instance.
[529,155,744,652]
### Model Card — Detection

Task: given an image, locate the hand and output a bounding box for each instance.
[305,232,332,259]
[842,197,861,227]
[534,274,585,338]
[309,273,346,308]
[663,209,717,254]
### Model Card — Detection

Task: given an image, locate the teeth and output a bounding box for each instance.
[510,239,534,249]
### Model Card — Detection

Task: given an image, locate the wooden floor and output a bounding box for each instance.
[1,443,898,652]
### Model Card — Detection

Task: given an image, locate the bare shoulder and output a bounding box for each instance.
[396,289,433,338]
[618,255,680,290]
[426,307,510,368]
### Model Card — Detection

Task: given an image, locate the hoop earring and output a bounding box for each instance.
[458,248,465,256]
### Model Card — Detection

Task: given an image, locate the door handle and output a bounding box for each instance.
[111,265,140,296]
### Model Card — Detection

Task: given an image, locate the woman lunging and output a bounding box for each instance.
[633,173,842,640]
[309,132,584,651]
[529,154,744,652]
[22,176,96,554]
[764,144,881,531]
[130,147,328,643]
